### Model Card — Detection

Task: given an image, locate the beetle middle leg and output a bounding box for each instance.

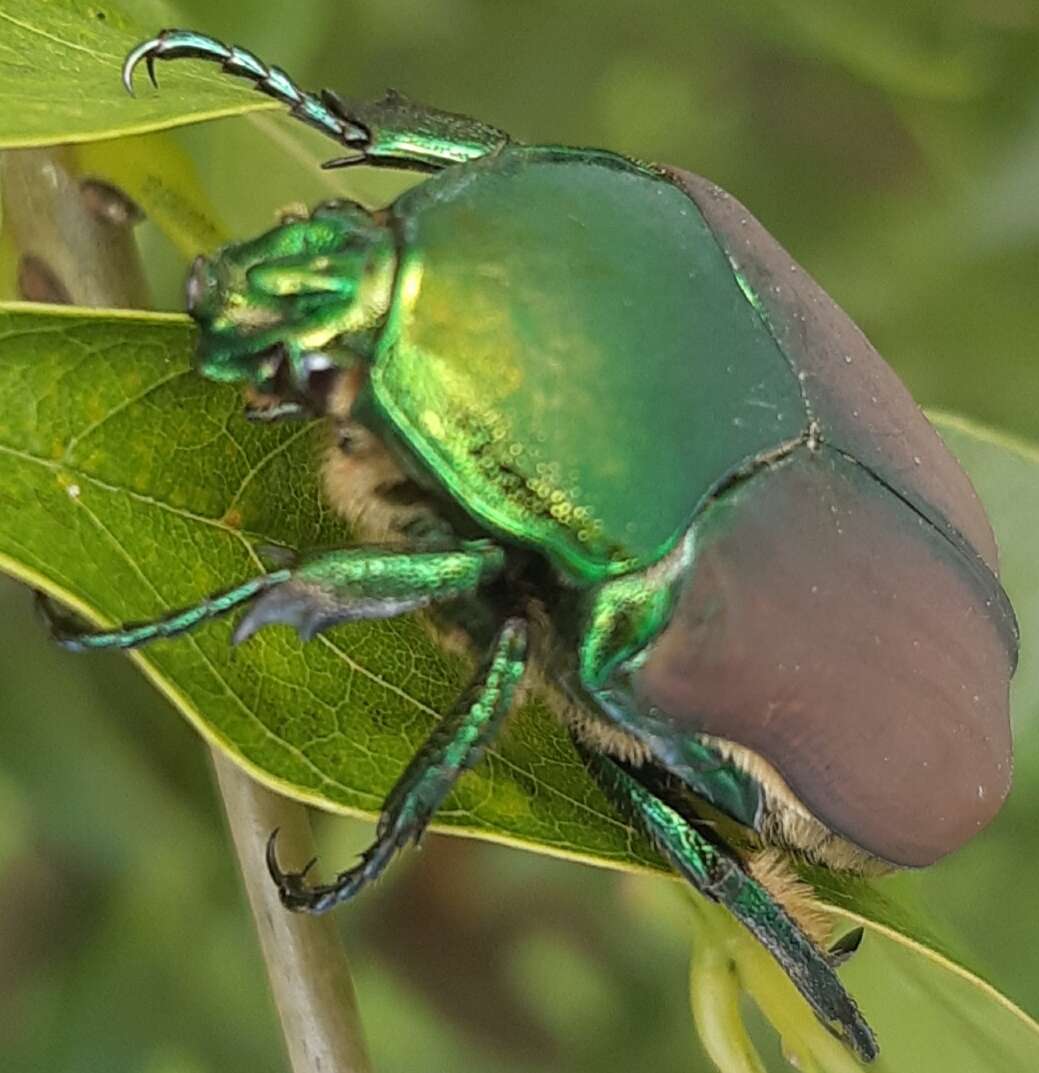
[267,616,528,912]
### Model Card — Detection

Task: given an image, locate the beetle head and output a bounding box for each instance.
[187,199,395,416]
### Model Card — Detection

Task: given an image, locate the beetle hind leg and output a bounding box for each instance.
[579,745,878,1063]
[268,617,528,912]
[569,535,766,833]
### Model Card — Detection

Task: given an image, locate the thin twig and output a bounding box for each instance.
[214,753,372,1073]
[0,144,372,1073]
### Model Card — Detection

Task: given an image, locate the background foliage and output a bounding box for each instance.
[1,1,1037,1071]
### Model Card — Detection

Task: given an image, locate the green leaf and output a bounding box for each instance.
[686,888,1039,1073]
[0,302,1036,1066]
[0,0,275,149]
[0,302,653,872]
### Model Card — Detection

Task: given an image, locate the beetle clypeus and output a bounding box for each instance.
[49,29,1021,1063]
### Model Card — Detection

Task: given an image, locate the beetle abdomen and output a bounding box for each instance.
[631,445,1015,867]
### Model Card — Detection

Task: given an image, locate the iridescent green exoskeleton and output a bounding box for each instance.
[51,30,1022,1064]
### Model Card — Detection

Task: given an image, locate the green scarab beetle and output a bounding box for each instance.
[54,29,1021,1063]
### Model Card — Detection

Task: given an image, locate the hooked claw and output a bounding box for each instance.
[122,36,159,94]
[120,29,368,147]
[265,828,318,911]
[122,29,248,96]
[122,29,253,96]
[265,829,347,914]
[828,926,865,968]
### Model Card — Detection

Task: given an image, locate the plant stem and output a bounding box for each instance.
[0,144,372,1073]
[213,753,372,1072]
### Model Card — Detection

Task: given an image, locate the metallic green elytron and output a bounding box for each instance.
[53,30,1022,1063]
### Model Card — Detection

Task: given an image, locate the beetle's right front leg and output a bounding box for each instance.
[45,540,505,652]
[122,30,511,172]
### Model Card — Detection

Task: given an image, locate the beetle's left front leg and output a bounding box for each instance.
[46,540,505,651]
[268,616,528,912]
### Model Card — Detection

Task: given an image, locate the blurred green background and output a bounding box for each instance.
[1,1,1038,1070]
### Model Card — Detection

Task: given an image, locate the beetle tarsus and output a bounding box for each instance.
[121,29,367,148]
[40,572,292,652]
[121,30,510,171]
[266,827,395,914]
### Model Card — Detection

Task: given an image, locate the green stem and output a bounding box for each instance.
[213,753,372,1073]
[687,894,769,1073]
[686,890,862,1073]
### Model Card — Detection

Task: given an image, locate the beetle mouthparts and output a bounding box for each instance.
[242,392,307,422]
[233,346,346,421]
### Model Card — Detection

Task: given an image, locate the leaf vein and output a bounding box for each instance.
[62,368,188,460]
[71,492,362,801]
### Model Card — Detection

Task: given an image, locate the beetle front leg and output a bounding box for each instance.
[47,540,505,651]
[268,616,528,912]
[580,747,878,1064]
[320,90,511,172]
[122,30,510,172]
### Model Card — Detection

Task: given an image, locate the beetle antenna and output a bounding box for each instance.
[122,29,369,152]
